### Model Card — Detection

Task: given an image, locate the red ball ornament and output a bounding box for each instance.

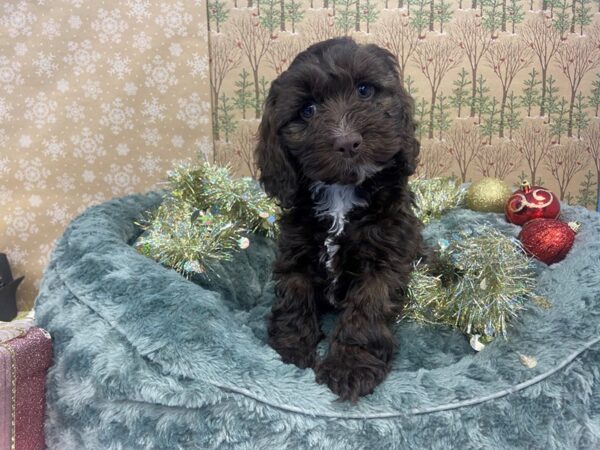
[505,181,560,226]
[518,219,580,265]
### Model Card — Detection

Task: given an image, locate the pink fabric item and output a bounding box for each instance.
[0,328,52,450]
[0,345,13,450]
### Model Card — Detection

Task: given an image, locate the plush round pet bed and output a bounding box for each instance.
[35,191,600,449]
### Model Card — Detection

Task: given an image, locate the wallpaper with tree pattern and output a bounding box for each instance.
[207,0,600,210]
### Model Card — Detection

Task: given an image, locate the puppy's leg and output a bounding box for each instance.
[268,271,324,369]
[315,274,398,401]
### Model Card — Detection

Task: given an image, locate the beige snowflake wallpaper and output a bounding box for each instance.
[1,0,212,311]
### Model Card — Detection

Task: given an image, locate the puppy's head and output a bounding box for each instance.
[255,37,419,207]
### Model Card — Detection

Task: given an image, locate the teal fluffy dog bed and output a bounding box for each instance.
[35,191,600,449]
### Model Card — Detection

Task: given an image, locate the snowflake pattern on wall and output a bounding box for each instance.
[0,56,24,94]
[0,0,212,310]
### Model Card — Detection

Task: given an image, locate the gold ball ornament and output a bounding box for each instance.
[465,177,512,213]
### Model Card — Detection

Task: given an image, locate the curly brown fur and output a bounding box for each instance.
[255,37,424,402]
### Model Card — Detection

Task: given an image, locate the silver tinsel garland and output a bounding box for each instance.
[136,164,536,345]
[402,227,536,345]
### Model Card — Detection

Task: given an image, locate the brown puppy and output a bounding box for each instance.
[255,37,424,402]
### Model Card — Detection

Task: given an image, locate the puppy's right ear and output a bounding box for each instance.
[254,88,298,209]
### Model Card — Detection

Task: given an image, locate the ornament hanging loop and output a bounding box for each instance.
[520,180,531,193]
[568,221,581,233]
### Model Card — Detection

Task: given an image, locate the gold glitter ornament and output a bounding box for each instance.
[465,177,512,213]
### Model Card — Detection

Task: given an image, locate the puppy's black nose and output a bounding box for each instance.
[333,132,362,156]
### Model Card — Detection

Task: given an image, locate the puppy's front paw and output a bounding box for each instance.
[268,335,320,369]
[315,347,388,402]
[275,345,316,369]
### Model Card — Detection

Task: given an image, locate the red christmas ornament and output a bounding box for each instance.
[505,181,560,226]
[518,219,580,265]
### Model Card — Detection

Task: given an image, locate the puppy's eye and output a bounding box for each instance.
[300,103,316,120]
[357,83,375,99]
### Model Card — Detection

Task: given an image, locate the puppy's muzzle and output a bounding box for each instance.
[333,132,362,158]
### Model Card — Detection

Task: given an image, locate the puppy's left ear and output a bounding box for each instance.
[366,44,420,177]
[394,92,420,177]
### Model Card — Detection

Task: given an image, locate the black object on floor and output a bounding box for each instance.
[0,253,23,321]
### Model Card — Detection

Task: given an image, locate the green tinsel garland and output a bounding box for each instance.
[136,163,536,344]
[403,227,536,344]
[409,177,466,225]
[135,163,279,275]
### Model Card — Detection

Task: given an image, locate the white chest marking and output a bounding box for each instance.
[310,182,367,274]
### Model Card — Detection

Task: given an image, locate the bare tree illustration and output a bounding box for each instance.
[375,12,419,86]
[417,139,453,178]
[545,140,589,200]
[555,38,600,137]
[521,13,562,117]
[485,38,532,138]
[583,122,600,211]
[266,36,304,75]
[443,121,483,182]
[413,39,462,139]
[589,21,600,48]
[210,35,241,142]
[214,141,241,172]
[450,14,493,118]
[234,16,273,119]
[233,125,260,179]
[510,122,552,185]
[301,14,336,44]
[475,141,520,179]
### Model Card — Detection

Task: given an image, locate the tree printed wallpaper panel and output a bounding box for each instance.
[1,0,212,310]
[207,0,600,211]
